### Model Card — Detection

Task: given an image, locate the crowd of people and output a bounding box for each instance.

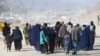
[2,21,96,55]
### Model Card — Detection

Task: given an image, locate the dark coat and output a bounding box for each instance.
[2,25,10,36]
[48,27,56,52]
[12,27,22,40]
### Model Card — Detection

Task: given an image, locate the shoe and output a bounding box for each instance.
[72,52,77,55]
[50,51,54,54]
[66,52,69,55]
[46,52,49,54]
[9,49,11,52]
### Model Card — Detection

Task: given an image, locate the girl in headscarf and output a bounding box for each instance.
[40,23,49,54]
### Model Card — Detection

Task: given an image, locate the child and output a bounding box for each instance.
[63,32,71,55]
[6,33,13,52]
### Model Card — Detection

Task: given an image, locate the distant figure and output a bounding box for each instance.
[23,23,30,45]
[12,26,23,51]
[2,22,11,49]
[97,16,100,25]
[28,24,32,45]
[90,21,96,45]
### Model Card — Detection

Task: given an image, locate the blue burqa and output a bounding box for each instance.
[30,24,41,51]
[78,26,93,50]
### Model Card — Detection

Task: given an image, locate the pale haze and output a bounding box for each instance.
[0,0,100,23]
[6,0,100,11]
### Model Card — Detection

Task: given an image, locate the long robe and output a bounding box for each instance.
[48,27,56,53]
[12,27,23,50]
[78,26,93,50]
[30,24,41,51]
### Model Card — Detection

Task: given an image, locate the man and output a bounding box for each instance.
[2,22,11,50]
[59,22,67,48]
[23,23,30,45]
[55,21,62,49]
[71,24,80,55]
[48,27,56,53]
[90,21,96,45]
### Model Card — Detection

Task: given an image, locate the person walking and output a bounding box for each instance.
[78,25,93,50]
[23,23,30,45]
[12,26,23,51]
[71,24,80,55]
[6,33,13,52]
[2,22,11,50]
[90,21,96,45]
[59,22,67,48]
[55,21,62,49]
[48,27,56,53]
[63,31,71,55]
[40,23,49,54]
[30,24,41,51]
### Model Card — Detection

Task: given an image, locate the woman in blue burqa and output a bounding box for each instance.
[30,24,41,51]
[78,25,93,50]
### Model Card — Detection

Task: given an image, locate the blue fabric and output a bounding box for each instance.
[78,26,93,50]
[48,27,56,41]
[73,41,78,52]
[48,27,56,44]
[73,41,78,48]
[40,31,48,44]
[63,34,70,52]
[30,24,41,51]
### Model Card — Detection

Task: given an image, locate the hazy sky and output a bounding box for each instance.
[7,0,100,10]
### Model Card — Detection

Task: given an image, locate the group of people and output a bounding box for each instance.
[23,21,96,55]
[2,23,23,52]
[2,20,96,55]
